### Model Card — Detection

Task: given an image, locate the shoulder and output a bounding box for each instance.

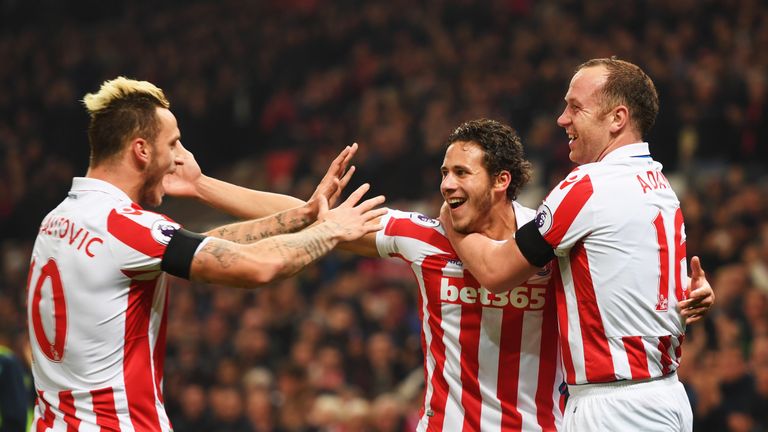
[381,209,442,233]
[107,205,181,254]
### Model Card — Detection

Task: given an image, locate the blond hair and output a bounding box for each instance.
[83,76,169,114]
[82,77,170,166]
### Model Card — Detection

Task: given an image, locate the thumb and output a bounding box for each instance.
[690,256,704,278]
[317,194,329,219]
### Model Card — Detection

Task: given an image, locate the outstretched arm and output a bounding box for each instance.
[678,256,715,325]
[440,203,541,293]
[189,184,386,287]
[163,143,358,219]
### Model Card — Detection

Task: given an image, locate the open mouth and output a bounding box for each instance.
[568,133,578,143]
[447,198,467,209]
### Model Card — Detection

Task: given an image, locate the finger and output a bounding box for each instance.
[681,306,710,317]
[338,165,356,190]
[341,183,371,207]
[685,315,703,325]
[690,256,704,279]
[354,195,386,213]
[342,143,358,167]
[361,207,388,222]
[362,222,385,234]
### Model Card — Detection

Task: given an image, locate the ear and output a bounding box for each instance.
[609,105,629,133]
[493,170,512,194]
[131,138,151,167]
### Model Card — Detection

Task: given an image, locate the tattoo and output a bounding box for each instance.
[196,240,241,269]
[264,224,336,276]
[214,206,314,244]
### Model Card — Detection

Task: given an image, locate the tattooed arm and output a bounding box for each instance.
[164,143,357,219]
[189,184,386,287]
[205,204,314,244]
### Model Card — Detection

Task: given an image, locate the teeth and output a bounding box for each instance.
[568,133,577,140]
[447,198,465,204]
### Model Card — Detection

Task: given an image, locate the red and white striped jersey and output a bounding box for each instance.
[534,143,687,385]
[27,177,179,431]
[377,203,564,432]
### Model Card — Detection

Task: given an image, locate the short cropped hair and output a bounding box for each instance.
[576,57,659,138]
[82,77,170,166]
[445,119,532,201]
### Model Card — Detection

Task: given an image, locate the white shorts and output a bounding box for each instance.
[563,372,692,432]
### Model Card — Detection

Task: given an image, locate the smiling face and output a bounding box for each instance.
[139,107,181,207]
[556,65,615,165]
[440,141,494,234]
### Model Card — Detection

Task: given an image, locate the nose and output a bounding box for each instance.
[441,173,457,196]
[557,108,569,128]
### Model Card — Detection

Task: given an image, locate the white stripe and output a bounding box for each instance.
[111,383,134,431]
[609,338,632,379]
[413,263,437,431]
[478,307,503,432]
[518,310,544,432]
[560,259,587,383]
[440,302,465,428]
[646,337,664,377]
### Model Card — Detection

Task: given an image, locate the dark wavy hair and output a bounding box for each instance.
[445,119,532,200]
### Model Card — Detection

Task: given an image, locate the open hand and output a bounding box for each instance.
[308,143,358,212]
[163,142,202,198]
[678,256,715,325]
[319,183,386,242]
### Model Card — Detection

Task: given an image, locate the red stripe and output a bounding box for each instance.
[534,282,559,431]
[124,279,162,431]
[658,336,673,374]
[58,390,81,431]
[653,213,670,311]
[107,210,166,258]
[674,208,686,301]
[552,267,576,384]
[571,242,615,382]
[543,175,593,247]
[422,255,450,429]
[385,217,454,254]
[622,336,651,380]
[153,288,169,403]
[497,300,524,431]
[36,390,55,432]
[457,272,482,432]
[91,387,120,431]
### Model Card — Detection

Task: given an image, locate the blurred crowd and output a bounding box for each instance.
[1,0,767,431]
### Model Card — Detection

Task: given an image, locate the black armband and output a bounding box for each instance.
[516,220,555,268]
[161,228,206,279]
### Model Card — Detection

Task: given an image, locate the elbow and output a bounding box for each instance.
[477,273,509,294]
[246,260,286,286]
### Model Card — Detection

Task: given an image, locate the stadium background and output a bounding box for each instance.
[1,0,767,430]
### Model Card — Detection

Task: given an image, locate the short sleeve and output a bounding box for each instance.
[107,206,180,274]
[375,209,452,261]
[535,169,595,256]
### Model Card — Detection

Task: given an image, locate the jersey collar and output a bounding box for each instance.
[70,177,134,203]
[600,142,651,162]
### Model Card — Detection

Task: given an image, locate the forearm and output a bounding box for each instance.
[191,223,341,287]
[206,204,314,243]
[453,234,538,293]
[196,174,306,219]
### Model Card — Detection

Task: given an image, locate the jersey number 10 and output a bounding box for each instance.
[27,258,67,362]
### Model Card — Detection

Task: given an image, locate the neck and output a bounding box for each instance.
[86,158,143,203]
[596,132,643,162]
[478,199,517,240]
